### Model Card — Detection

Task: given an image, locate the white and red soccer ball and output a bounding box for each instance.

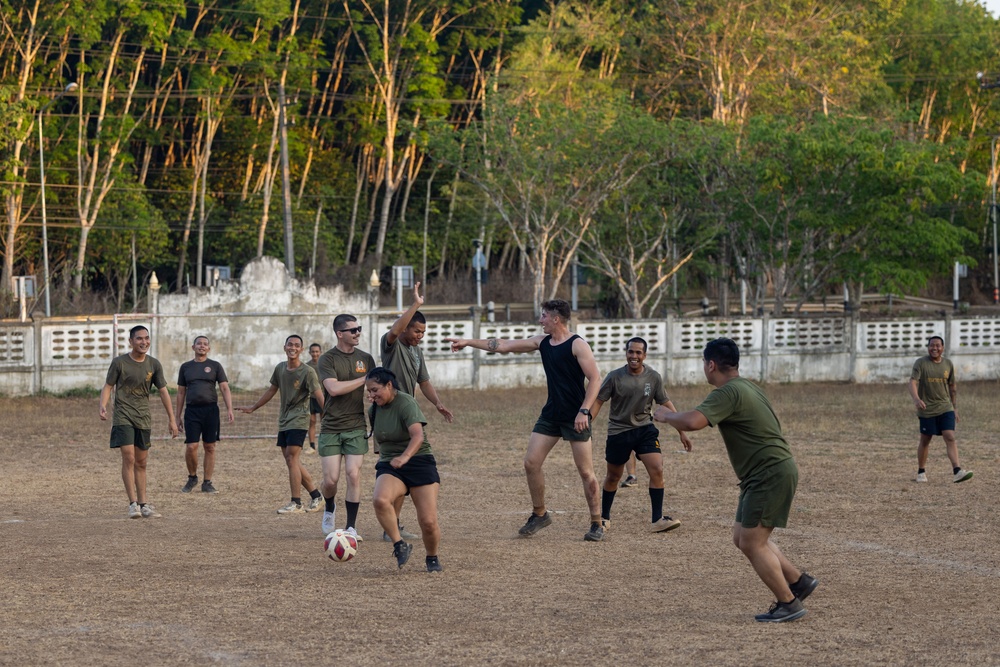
[324,529,358,562]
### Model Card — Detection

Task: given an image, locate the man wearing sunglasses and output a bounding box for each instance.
[317,314,376,541]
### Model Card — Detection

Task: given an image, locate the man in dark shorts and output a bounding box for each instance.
[99,325,179,519]
[379,281,453,542]
[306,343,323,453]
[176,335,234,494]
[908,335,972,483]
[238,335,325,515]
[654,337,818,623]
[589,337,691,540]
[446,299,603,541]
[317,314,376,541]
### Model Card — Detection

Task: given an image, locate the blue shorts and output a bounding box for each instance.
[919,411,956,436]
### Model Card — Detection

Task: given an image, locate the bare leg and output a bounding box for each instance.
[410,483,441,556]
[523,433,559,513]
[625,452,637,478]
[134,447,149,504]
[344,454,365,503]
[321,454,343,499]
[942,430,961,468]
[300,462,317,493]
[733,523,796,602]
[638,452,664,489]
[120,445,137,503]
[203,442,217,480]
[184,442,199,476]
[373,475,406,542]
[283,445,303,498]
[917,433,932,469]
[568,439,600,518]
[603,462,626,492]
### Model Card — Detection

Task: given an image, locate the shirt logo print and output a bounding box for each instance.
[643,383,651,397]
[355,361,367,373]
[204,366,212,373]
[145,372,154,382]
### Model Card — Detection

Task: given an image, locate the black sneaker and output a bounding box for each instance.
[584,522,604,542]
[754,599,807,623]
[201,480,218,494]
[426,556,443,573]
[518,511,553,536]
[620,475,638,488]
[181,477,198,493]
[790,573,818,601]
[393,540,412,569]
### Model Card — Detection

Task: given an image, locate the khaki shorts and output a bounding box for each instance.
[318,430,368,457]
[735,458,798,528]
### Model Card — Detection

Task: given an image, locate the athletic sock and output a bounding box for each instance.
[309,489,322,500]
[291,497,301,506]
[325,497,336,513]
[918,468,926,474]
[188,475,197,480]
[649,487,665,523]
[953,467,961,475]
[601,489,616,520]
[345,501,360,529]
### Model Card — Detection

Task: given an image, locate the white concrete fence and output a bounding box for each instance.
[2,312,999,396]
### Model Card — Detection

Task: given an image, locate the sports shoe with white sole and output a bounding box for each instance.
[620,475,638,488]
[755,598,807,623]
[277,502,304,515]
[953,469,973,483]
[346,527,363,543]
[128,502,141,519]
[651,516,681,533]
[914,472,928,483]
[321,510,336,535]
[140,504,161,518]
[305,496,323,513]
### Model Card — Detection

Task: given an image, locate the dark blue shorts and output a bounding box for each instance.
[184,403,220,444]
[919,411,956,436]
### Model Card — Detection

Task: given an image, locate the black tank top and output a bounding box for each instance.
[539,334,585,423]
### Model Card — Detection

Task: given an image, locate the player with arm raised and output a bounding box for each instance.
[445,299,602,541]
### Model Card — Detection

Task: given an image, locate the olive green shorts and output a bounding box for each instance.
[110,424,151,450]
[318,429,368,457]
[735,458,798,529]
[532,416,592,442]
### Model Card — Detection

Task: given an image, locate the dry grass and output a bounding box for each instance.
[2,381,999,666]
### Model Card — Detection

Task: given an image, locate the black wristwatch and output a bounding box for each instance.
[578,408,590,416]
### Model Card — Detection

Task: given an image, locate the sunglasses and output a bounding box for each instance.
[338,326,362,334]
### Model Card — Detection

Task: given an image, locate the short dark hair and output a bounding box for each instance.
[333,314,357,331]
[193,335,209,345]
[129,325,148,339]
[928,335,944,346]
[408,311,427,326]
[365,366,399,390]
[309,343,322,351]
[541,299,571,321]
[285,334,303,346]
[704,337,740,370]
[625,337,647,353]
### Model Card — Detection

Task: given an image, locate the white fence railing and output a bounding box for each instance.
[2,313,999,396]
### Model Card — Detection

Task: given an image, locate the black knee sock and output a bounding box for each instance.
[650,487,664,522]
[345,501,360,529]
[325,497,336,513]
[309,489,322,500]
[601,489,616,520]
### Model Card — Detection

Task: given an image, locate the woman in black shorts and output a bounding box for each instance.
[365,367,443,572]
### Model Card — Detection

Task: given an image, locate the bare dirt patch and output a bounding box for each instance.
[2,381,998,665]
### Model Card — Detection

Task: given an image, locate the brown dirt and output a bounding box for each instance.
[2,381,999,666]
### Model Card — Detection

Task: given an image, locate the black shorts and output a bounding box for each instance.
[919,411,956,436]
[605,424,661,465]
[375,454,441,490]
[110,424,151,451]
[277,429,308,448]
[184,403,221,444]
[532,416,592,442]
[309,397,322,415]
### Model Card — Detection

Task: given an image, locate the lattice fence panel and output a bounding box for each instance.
[860,321,942,352]
[770,318,846,350]
[953,318,1000,348]
[0,328,28,365]
[577,321,666,355]
[674,320,759,353]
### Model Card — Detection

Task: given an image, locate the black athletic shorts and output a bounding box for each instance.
[605,424,661,465]
[375,454,441,490]
[277,429,308,448]
[184,403,221,444]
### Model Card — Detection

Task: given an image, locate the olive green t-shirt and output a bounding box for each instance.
[380,332,429,396]
[695,376,793,485]
[268,362,320,431]
[597,365,669,436]
[317,347,375,433]
[105,353,167,429]
[910,356,955,418]
[373,392,432,462]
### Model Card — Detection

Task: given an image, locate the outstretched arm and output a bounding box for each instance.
[418,380,454,423]
[386,281,424,347]
[654,407,709,434]
[658,400,692,451]
[444,335,543,355]
[238,385,278,413]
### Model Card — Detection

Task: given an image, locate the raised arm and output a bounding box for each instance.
[444,335,543,355]
[386,281,424,347]
[418,380,454,423]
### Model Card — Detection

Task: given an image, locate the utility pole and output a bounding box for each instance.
[977,73,1000,304]
[278,80,294,275]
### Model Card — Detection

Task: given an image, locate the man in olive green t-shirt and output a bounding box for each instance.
[654,337,817,624]
[99,325,178,520]
[238,335,326,515]
[908,335,972,484]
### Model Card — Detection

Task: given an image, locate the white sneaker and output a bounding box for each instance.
[322,511,336,535]
[305,496,323,513]
[276,502,303,515]
[140,504,162,518]
[128,502,141,519]
[914,472,928,483]
[953,469,973,483]
[346,526,363,543]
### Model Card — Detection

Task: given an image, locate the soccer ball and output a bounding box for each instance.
[324,529,358,562]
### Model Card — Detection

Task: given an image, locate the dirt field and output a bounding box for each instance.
[2,381,999,666]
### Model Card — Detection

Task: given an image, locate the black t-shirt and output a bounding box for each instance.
[539,334,586,423]
[177,358,228,405]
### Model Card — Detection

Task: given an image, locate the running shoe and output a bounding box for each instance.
[518,511,553,536]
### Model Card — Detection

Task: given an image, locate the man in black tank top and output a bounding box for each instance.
[446,299,603,541]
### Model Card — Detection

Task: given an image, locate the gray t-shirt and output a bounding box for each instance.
[597,365,668,436]
[105,353,168,429]
[380,332,429,396]
[268,362,320,431]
